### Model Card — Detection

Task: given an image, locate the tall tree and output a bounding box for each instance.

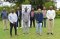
[29,0,46,10]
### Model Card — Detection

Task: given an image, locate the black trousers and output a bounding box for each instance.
[30,17,35,27]
[16,18,21,27]
[10,23,17,36]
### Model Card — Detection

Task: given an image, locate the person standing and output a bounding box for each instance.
[16,7,22,29]
[30,8,35,28]
[46,6,56,35]
[1,8,8,30]
[42,7,47,27]
[35,9,43,35]
[22,7,30,34]
[8,9,18,37]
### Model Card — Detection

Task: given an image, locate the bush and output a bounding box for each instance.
[56,10,60,18]
[44,1,55,9]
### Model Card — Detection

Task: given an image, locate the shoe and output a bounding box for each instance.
[17,27,18,29]
[51,33,53,35]
[47,33,49,35]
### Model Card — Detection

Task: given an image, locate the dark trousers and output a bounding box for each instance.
[30,17,35,27]
[10,23,17,36]
[16,19,21,27]
[43,18,46,27]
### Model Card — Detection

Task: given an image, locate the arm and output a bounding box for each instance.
[46,11,50,19]
[14,14,18,22]
[52,10,56,19]
[8,14,13,23]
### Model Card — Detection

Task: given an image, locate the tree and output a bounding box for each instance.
[29,0,46,10]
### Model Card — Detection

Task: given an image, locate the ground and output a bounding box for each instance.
[0,19,60,39]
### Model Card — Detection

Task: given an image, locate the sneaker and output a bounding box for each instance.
[51,33,53,35]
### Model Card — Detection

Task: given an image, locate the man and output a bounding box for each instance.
[46,6,56,35]
[8,9,18,37]
[22,7,30,34]
[1,8,8,30]
[42,7,47,27]
[30,8,35,28]
[16,7,22,29]
[35,8,43,35]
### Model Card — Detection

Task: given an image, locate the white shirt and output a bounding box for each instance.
[8,13,18,23]
[46,10,56,19]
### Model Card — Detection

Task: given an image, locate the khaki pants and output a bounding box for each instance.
[47,19,54,33]
[3,19,8,29]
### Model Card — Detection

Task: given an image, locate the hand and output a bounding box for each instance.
[13,22,16,24]
[49,19,53,21]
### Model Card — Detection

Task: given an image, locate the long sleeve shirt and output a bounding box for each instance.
[46,10,56,20]
[8,13,18,23]
[1,11,8,19]
[35,12,43,23]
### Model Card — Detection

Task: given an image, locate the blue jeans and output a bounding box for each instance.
[36,23,42,34]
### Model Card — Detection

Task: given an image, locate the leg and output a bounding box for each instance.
[16,21,18,27]
[44,18,46,27]
[36,23,39,33]
[23,22,26,33]
[14,23,17,35]
[47,19,51,34]
[33,18,35,27]
[19,19,21,27]
[26,22,29,33]
[3,19,5,30]
[50,20,54,34]
[10,23,13,36]
[5,19,8,29]
[30,18,32,28]
[39,23,42,35]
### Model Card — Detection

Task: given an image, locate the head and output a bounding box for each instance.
[37,8,41,13]
[25,7,27,12]
[17,7,20,10]
[43,7,46,10]
[49,6,53,10]
[31,8,34,11]
[11,9,15,13]
[3,8,6,11]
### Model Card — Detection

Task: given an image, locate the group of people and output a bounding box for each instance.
[1,6,56,37]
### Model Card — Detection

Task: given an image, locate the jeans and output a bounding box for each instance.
[36,23,42,34]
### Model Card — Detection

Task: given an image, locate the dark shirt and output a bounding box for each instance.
[35,12,43,23]
[1,11,8,19]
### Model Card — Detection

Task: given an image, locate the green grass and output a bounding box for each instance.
[0,19,60,39]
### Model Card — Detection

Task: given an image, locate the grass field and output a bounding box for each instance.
[0,19,60,39]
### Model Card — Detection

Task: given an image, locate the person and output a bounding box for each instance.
[8,9,18,37]
[30,8,35,28]
[22,7,30,34]
[1,8,8,30]
[16,7,22,29]
[42,7,47,27]
[35,8,43,35]
[46,6,56,35]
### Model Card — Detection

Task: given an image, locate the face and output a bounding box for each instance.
[43,7,46,10]
[37,9,41,13]
[17,7,20,10]
[31,8,34,11]
[50,6,53,10]
[3,8,6,11]
[11,9,14,13]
